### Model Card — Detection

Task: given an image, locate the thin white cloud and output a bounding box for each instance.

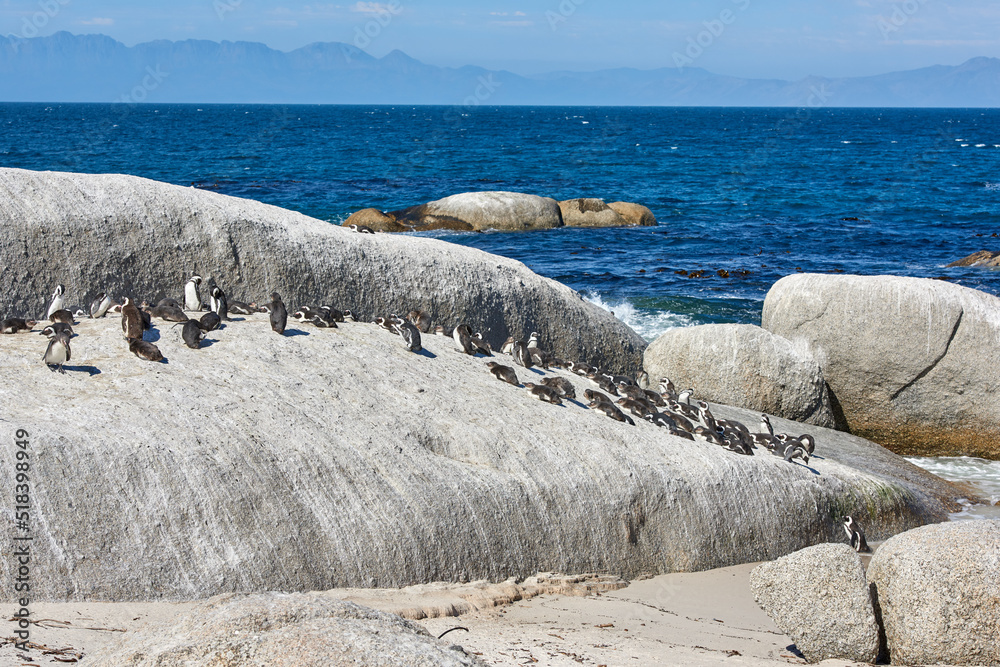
[353,2,395,14]
[80,18,115,26]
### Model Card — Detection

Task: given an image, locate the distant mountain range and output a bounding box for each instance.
[2,32,999,107]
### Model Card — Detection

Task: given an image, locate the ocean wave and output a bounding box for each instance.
[906,456,1000,521]
[584,293,695,342]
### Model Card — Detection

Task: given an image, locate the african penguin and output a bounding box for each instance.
[182,319,205,349]
[184,276,203,312]
[487,362,519,386]
[46,284,65,319]
[42,330,71,373]
[269,293,287,334]
[842,516,871,553]
[210,286,230,320]
[121,297,144,341]
[129,338,164,362]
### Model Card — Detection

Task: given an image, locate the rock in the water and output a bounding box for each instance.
[750,544,879,664]
[85,592,485,667]
[947,249,1000,268]
[0,314,961,601]
[642,324,837,428]
[607,201,658,227]
[343,207,405,233]
[0,168,644,374]
[558,198,627,227]
[867,520,1000,666]
[390,191,563,232]
[762,274,1000,458]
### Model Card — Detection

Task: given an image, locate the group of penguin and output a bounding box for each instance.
[1,277,253,372]
[4,277,874,552]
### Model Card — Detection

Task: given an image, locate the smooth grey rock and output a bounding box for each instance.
[390,191,564,232]
[762,273,1000,458]
[867,520,1000,666]
[558,198,627,227]
[0,314,961,601]
[0,168,644,374]
[85,592,485,666]
[642,323,837,428]
[750,543,879,663]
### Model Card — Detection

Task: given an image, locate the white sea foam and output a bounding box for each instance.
[584,293,695,342]
[906,456,1000,521]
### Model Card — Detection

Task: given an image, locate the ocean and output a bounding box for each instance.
[3,102,999,513]
[3,103,999,341]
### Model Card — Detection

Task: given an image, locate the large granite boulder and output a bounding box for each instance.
[607,201,657,227]
[0,168,644,374]
[343,207,405,233]
[947,250,1000,268]
[867,520,1000,666]
[558,198,627,227]
[762,274,1000,458]
[0,313,962,601]
[643,324,837,428]
[85,593,485,666]
[390,191,563,232]
[750,544,879,663]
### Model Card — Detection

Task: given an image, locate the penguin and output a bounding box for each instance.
[843,516,871,553]
[374,316,398,334]
[156,297,184,310]
[182,319,205,349]
[434,324,451,336]
[584,388,614,406]
[526,332,541,349]
[658,377,677,400]
[692,426,725,446]
[618,397,654,419]
[500,336,515,355]
[781,443,810,465]
[312,309,339,328]
[453,324,476,355]
[397,320,422,352]
[1,318,36,334]
[797,434,817,455]
[676,388,694,406]
[39,322,73,337]
[751,417,779,450]
[42,329,71,373]
[343,310,359,322]
[210,285,230,320]
[528,347,551,369]
[199,311,222,332]
[617,383,647,401]
[121,297,144,341]
[46,284,65,319]
[269,293,287,334]
[524,382,563,405]
[228,300,256,315]
[407,310,432,333]
[470,332,492,356]
[129,338,164,362]
[349,224,375,234]
[70,306,88,319]
[150,304,188,322]
[487,361,519,386]
[319,306,345,323]
[642,388,666,407]
[568,361,595,377]
[49,309,74,325]
[591,401,634,425]
[540,376,576,399]
[293,307,319,323]
[184,276,203,312]
[645,410,679,431]
[585,372,618,395]
[512,341,533,369]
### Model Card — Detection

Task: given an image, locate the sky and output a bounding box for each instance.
[2,0,999,79]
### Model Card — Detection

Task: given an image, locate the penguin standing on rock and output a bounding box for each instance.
[46,284,65,319]
[184,276,203,312]
[452,324,476,355]
[121,297,144,341]
[512,341,533,369]
[182,319,205,349]
[210,285,230,320]
[393,318,422,352]
[843,516,871,553]
[269,293,287,334]
[89,292,112,319]
[42,330,71,373]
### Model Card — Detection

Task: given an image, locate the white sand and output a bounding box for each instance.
[1,563,878,666]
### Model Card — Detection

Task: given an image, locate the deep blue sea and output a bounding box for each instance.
[3,103,999,340]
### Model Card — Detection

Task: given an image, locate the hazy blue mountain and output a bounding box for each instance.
[2,32,998,107]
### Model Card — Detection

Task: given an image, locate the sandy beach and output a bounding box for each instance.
[2,561,882,667]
